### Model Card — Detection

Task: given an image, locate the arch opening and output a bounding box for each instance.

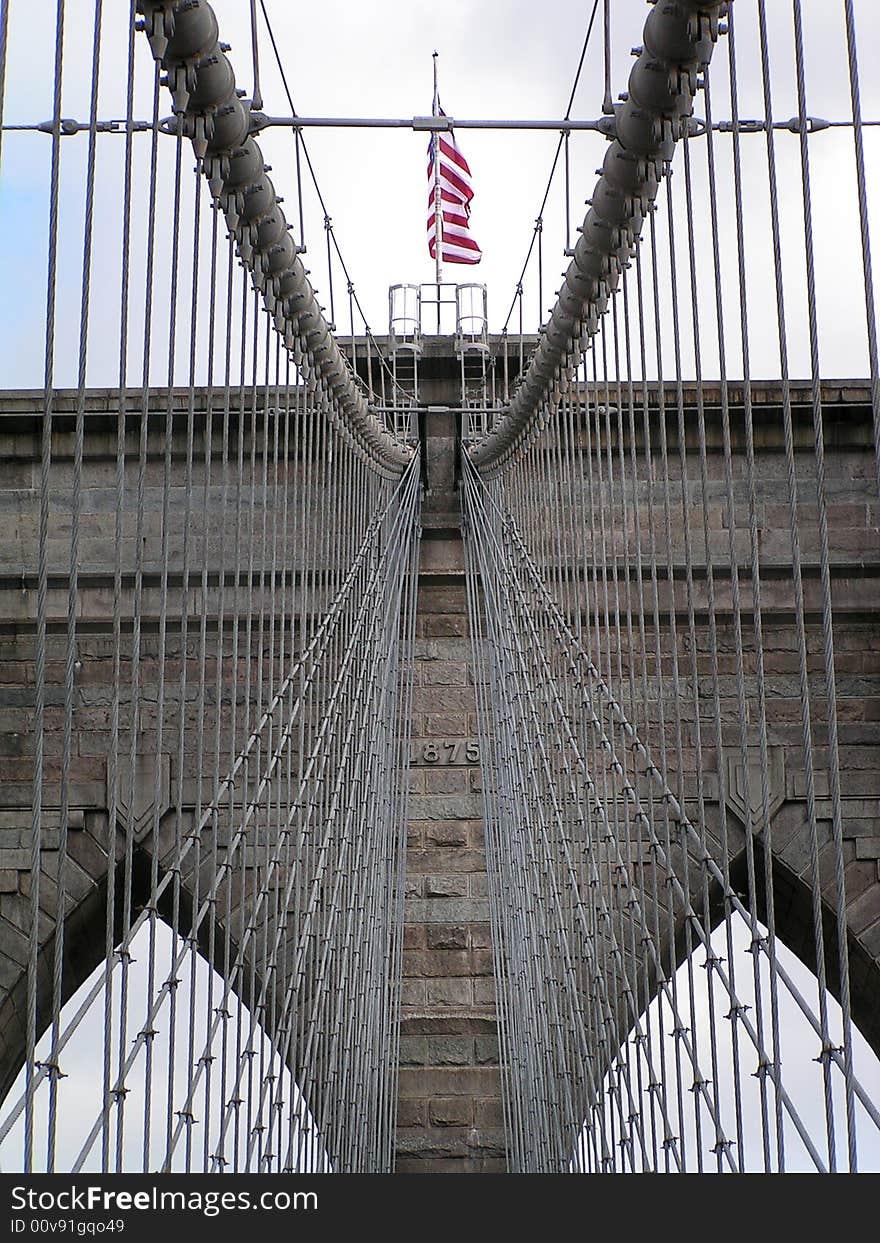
[0,917,330,1174]
[574,915,880,1174]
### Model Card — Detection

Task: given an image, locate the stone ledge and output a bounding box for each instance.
[394,1128,507,1159]
[419,511,462,531]
[399,1011,498,1035]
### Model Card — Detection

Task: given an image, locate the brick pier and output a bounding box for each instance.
[393,404,507,1172]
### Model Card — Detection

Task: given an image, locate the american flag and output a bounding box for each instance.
[427,109,482,265]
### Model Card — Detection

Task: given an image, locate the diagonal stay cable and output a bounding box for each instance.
[470,464,880,1143]
[500,0,603,334]
[0,458,417,1149]
[65,458,420,1173]
[257,0,409,407]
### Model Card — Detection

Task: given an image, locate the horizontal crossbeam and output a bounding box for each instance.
[4,114,873,137]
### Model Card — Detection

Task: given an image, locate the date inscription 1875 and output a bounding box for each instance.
[410,739,480,766]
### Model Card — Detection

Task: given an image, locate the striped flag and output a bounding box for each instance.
[427,109,482,265]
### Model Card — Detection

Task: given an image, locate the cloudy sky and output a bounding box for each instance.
[2,913,878,1173]
[1,0,879,1174]
[1,0,879,387]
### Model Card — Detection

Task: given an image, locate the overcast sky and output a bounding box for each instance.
[2,914,878,1173]
[1,0,879,387]
[1,0,879,1174]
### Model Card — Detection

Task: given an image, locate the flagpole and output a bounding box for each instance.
[432,50,442,331]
